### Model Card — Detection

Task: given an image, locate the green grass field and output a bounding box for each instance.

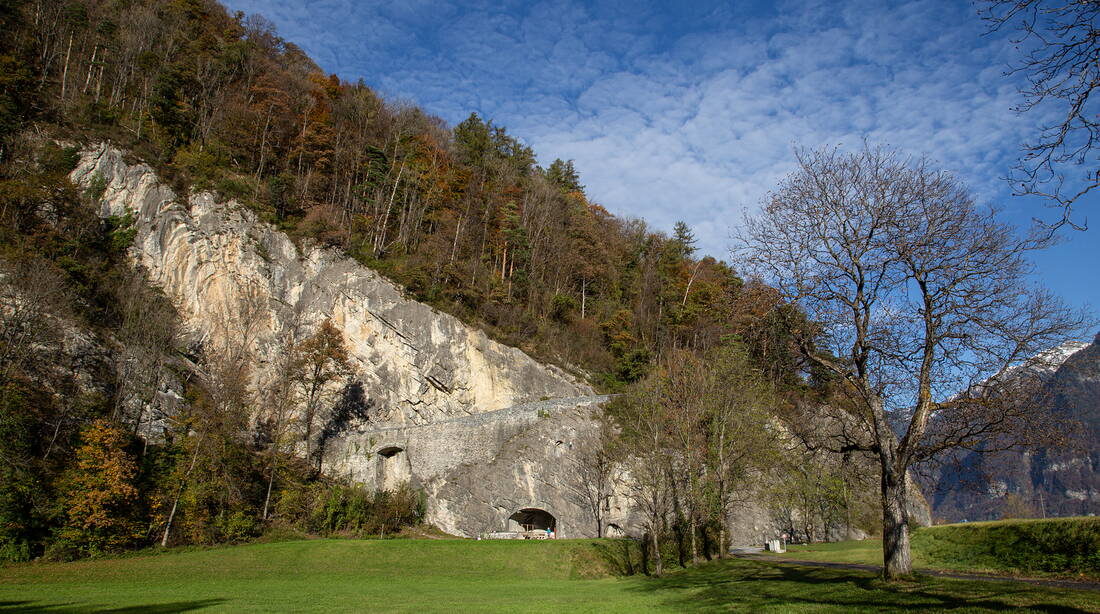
[2,538,1099,613]
[782,517,1100,580]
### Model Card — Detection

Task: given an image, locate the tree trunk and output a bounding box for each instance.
[262,455,277,520]
[718,523,728,559]
[651,531,664,577]
[60,32,72,102]
[881,468,912,579]
[581,277,587,319]
[690,515,699,566]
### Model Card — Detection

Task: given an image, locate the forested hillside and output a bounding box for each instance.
[0,0,823,562]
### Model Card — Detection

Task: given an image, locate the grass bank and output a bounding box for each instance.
[2,538,1098,612]
[782,516,1100,579]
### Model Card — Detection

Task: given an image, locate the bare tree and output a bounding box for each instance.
[609,375,673,576]
[0,257,67,389]
[110,269,180,435]
[259,304,307,521]
[979,0,1100,229]
[565,425,618,538]
[737,145,1089,578]
[701,346,776,558]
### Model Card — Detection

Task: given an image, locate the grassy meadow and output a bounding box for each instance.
[782,517,1100,579]
[2,537,1100,613]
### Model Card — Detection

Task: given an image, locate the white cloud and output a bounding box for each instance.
[221,0,1061,262]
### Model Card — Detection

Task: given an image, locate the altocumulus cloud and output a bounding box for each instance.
[223,0,1052,261]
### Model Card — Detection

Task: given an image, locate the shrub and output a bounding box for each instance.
[914,517,1100,576]
[274,480,423,537]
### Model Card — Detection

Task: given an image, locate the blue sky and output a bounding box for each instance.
[223,0,1097,317]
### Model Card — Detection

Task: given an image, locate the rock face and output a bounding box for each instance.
[70,144,625,537]
[327,395,643,537]
[71,144,590,430]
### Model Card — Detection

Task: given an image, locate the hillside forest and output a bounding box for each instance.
[0,0,1014,566]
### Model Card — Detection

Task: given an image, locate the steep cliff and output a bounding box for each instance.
[71,144,591,433]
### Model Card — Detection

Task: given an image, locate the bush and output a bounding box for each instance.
[274,480,423,537]
[549,294,577,324]
[218,510,261,544]
[0,539,30,563]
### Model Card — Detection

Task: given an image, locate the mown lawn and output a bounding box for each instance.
[1,538,1098,613]
[782,516,1100,580]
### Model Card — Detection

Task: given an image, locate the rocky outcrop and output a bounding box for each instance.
[70,144,591,432]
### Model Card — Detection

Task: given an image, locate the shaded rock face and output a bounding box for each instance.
[71,145,591,433]
[931,337,1100,522]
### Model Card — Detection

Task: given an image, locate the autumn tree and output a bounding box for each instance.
[608,373,673,576]
[160,285,266,547]
[294,318,352,472]
[55,419,144,556]
[737,144,1088,578]
[700,346,776,558]
[609,346,775,571]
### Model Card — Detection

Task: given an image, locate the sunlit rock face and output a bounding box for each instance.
[72,144,590,432]
[71,144,626,536]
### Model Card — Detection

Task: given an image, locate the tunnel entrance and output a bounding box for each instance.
[377,446,409,490]
[508,508,556,538]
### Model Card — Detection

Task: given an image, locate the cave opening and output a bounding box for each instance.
[508,508,556,537]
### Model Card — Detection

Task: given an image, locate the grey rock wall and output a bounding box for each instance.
[324,395,644,537]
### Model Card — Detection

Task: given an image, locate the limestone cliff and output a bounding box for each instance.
[71,144,591,433]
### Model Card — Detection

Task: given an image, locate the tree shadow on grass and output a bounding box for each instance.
[0,599,226,613]
[632,559,1100,613]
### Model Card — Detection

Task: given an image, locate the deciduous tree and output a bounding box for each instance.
[737,144,1089,578]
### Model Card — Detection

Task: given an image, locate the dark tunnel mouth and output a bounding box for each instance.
[508,508,556,531]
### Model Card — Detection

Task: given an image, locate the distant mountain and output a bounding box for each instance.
[930,334,1100,522]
